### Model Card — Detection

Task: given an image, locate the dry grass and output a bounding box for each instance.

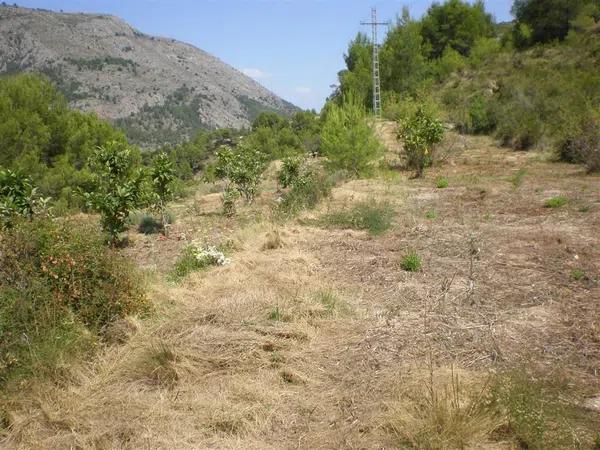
[385,367,504,449]
[2,124,600,448]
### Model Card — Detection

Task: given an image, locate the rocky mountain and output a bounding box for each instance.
[0,5,298,147]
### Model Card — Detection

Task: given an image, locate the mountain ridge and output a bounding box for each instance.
[0,5,298,147]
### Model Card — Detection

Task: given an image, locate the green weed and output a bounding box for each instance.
[544,196,568,208]
[436,177,449,189]
[401,252,422,272]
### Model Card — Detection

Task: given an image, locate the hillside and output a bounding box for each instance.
[0,5,298,147]
[2,124,599,448]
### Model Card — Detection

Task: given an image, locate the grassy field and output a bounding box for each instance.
[2,123,599,449]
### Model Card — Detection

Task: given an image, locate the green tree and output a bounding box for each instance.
[215,143,268,206]
[337,33,373,109]
[0,168,37,229]
[150,152,176,235]
[420,0,494,58]
[321,94,383,176]
[398,106,445,177]
[511,0,586,46]
[380,7,429,95]
[0,74,125,208]
[84,141,144,245]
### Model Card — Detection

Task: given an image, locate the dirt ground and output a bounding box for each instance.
[2,124,599,449]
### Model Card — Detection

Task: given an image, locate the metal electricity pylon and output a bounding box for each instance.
[361,7,388,118]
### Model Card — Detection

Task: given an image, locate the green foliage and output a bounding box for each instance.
[170,242,229,281]
[252,111,288,131]
[465,94,496,134]
[400,252,422,271]
[136,214,162,235]
[491,372,583,448]
[468,37,502,67]
[84,141,145,245]
[425,209,438,219]
[420,0,494,58]
[544,196,568,208]
[337,33,373,109]
[150,152,176,234]
[380,8,429,96]
[510,168,528,188]
[0,217,147,384]
[317,200,394,236]
[558,112,600,172]
[436,177,449,189]
[321,95,383,176]
[511,0,589,46]
[277,156,304,188]
[0,74,126,208]
[0,168,37,228]
[570,267,586,280]
[215,143,267,205]
[398,106,445,177]
[277,162,334,217]
[221,186,239,217]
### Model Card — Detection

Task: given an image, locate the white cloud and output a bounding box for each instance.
[241,68,270,79]
[294,86,312,94]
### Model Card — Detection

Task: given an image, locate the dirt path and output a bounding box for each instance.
[4,126,600,449]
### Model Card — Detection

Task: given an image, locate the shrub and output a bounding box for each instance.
[544,196,568,208]
[398,106,445,177]
[137,214,162,235]
[0,168,38,229]
[170,241,230,281]
[318,200,394,236]
[466,94,496,134]
[401,252,422,271]
[0,217,146,384]
[277,156,304,189]
[436,177,449,189]
[277,162,334,217]
[558,113,600,173]
[221,186,239,217]
[215,143,268,206]
[84,141,145,245]
[321,94,383,177]
[494,91,544,150]
[150,152,176,235]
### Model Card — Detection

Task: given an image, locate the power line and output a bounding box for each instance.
[361,7,388,118]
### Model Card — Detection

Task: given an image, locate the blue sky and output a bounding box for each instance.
[16,0,513,110]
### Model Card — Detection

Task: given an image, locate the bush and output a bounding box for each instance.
[400,252,422,271]
[321,95,383,177]
[0,168,38,229]
[277,156,304,189]
[278,163,334,217]
[137,214,162,234]
[0,217,147,384]
[150,152,176,235]
[466,94,496,134]
[558,113,600,173]
[317,200,394,236]
[398,106,445,177]
[215,143,268,206]
[84,141,145,245]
